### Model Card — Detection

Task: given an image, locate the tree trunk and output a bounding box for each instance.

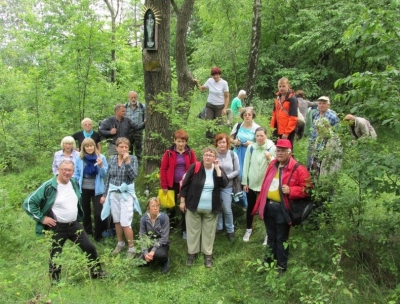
[244,0,261,105]
[104,0,119,83]
[143,1,172,174]
[171,0,196,119]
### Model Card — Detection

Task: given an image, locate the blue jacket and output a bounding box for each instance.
[74,154,108,196]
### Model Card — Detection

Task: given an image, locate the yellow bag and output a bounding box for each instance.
[157,189,175,208]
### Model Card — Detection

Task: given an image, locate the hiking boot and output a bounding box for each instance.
[227,232,235,241]
[186,254,196,266]
[204,255,213,268]
[242,229,252,242]
[262,235,268,246]
[112,244,125,255]
[91,269,108,279]
[182,231,187,240]
[161,257,171,274]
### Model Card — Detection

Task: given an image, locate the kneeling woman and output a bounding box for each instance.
[180,147,229,268]
[139,197,170,274]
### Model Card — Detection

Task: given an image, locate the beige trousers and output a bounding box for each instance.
[186,209,218,255]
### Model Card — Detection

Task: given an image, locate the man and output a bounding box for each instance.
[99,103,145,156]
[22,160,105,282]
[226,89,246,126]
[252,139,310,274]
[307,96,339,166]
[294,90,318,139]
[125,91,146,164]
[344,114,377,140]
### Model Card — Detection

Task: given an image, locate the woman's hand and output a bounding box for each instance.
[145,251,154,262]
[123,153,130,164]
[243,185,249,193]
[180,201,186,213]
[100,196,106,204]
[96,157,103,168]
[264,151,272,161]
[244,141,252,147]
[162,188,168,194]
[214,160,222,176]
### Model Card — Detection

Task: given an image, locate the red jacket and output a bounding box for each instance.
[270,90,298,136]
[160,145,197,189]
[252,157,311,223]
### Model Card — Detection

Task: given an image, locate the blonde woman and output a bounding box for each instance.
[52,136,79,175]
[74,138,108,241]
[72,117,102,152]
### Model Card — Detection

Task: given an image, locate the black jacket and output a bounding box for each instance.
[180,162,229,213]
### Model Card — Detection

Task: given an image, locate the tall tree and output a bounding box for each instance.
[142,1,172,173]
[104,0,120,83]
[243,0,261,104]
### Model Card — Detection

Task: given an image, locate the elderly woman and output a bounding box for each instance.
[179,147,229,268]
[194,67,230,139]
[241,127,276,244]
[139,197,170,274]
[100,137,141,258]
[74,138,108,241]
[230,107,261,177]
[214,133,239,240]
[160,129,197,240]
[72,117,102,152]
[52,136,80,175]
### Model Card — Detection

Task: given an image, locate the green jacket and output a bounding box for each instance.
[22,176,83,236]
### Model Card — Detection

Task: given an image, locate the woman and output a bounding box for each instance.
[194,67,230,139]
[252,139,310,274]
[160,129,197,240]
[241,127,276,244]
[214,133,239,241]
[139,197,170,274]
[270,77,298,149]
[74,138,108,241]
[72,117,102,152]
[52,136,80,175]
[100,137,141,258]
[180,147,228,268]
[230,107,261,177]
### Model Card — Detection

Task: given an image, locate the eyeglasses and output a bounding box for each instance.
[203,154,216,158]
[59,168,73,173]
[276,149,290,153]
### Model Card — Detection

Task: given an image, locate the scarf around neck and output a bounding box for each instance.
[83,154,99,176]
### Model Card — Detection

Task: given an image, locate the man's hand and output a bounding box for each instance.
[110,128,117,135]
[42,216,57,227]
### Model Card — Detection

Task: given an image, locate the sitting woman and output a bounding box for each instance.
[52,136,80,175]
[180,147,229,268]
[74,138,108,241]
[139,197,170,274]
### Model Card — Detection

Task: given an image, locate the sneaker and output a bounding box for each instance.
[227,232,235,241]
[243,229,252,242]
[161,257,171,274]
[262,235,268,246]
[182,231,187,240]
[91,269,108,279]
[204,255,213,268]
[126,248,136,259]
[186,254,196,266]
[112,244,125,255]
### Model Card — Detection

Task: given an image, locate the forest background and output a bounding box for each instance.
[1,0,400,303]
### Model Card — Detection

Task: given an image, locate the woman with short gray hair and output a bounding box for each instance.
[52,136,79,175]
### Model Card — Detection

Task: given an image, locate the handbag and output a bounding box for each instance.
[158,189,175,208]
[286,163,313,226]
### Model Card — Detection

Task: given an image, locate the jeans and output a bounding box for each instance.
[264,201,290,270]
[217,187,234,233]
[48,221,99,277]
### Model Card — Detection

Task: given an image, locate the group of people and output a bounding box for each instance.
[22,73,378,281]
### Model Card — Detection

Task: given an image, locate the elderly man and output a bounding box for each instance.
[306,96,339,166]
[99,103,145,156]
[252,139,310,274]
[125,91,146,164]
[344,114,377,140]
[22,160,106,282]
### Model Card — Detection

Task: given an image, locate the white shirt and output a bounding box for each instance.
[52,181,78,223]
[205,78,229,106]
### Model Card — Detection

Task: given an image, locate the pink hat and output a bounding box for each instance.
[276,139,292,149]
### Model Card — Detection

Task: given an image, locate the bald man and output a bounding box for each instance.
[344,114,377,140]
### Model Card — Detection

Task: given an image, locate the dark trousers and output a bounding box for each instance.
[167,182,186,232]
[246,188,258,229]
[264,201,290,270]
[129,131,143,163]
[205,103,224,139]
[81,189,106,240]
[49,221,99,277]
[143,244,169,265]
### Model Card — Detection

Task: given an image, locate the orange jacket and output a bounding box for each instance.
[270,90,298,136]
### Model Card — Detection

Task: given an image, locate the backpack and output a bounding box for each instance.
[286,163,313,226]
